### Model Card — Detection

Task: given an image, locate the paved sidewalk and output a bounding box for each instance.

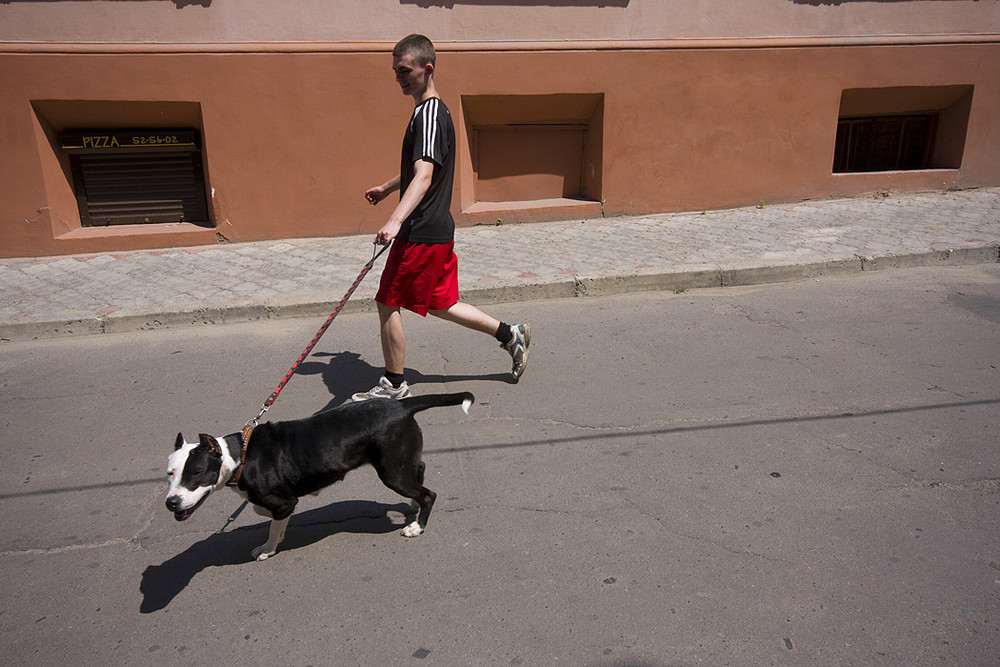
[1,188,998,342]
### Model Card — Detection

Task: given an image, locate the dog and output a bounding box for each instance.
[165,391,473,561]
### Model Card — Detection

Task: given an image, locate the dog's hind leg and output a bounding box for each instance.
[376,463,436,537]
[252,516,289,561]
[407,460,427,512]
[401,485,436,537]
[375,424,436,537]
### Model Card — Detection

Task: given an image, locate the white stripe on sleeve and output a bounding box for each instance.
[422,99,439,161]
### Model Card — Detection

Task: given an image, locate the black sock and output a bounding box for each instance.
[385,371,406,388]
[495,322,513,346]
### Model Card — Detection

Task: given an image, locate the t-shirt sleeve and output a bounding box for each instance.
[410,98,448,167]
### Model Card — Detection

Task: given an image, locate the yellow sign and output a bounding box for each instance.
[61,130,198,152]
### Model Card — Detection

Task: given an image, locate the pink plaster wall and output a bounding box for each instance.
[2,0,997,43]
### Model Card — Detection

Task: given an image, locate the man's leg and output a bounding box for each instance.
[429,302,531,381]
[353,302,410,401]
[428,301,500,335]
[379,301,406,375]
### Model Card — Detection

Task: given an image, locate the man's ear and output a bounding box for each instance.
[425,62,435,77]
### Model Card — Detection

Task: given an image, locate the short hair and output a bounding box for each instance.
[393,34,436,67]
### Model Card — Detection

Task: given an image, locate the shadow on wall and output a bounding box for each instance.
[790,0,968,4]
[0,0,210,7]
[400,0,965,6]
[401,0,630,7]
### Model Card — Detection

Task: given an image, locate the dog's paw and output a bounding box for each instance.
[401,521,424,538]
[251,545,276,561]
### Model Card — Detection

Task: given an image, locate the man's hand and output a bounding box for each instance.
[367,162,430,246]
[374,219,402,246]
[365,175,401,206]
[365,185,390,206]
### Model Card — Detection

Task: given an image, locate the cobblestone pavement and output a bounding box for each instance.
[1,188,998,341]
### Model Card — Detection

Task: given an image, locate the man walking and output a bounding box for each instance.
[354,34,530,401]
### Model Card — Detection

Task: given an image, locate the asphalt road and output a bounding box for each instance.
[2,264,998,666]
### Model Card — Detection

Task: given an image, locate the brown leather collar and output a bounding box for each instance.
[227,424,253,487]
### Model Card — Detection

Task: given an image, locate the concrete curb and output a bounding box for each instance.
[568,245,999,296]
[2,244,996,343]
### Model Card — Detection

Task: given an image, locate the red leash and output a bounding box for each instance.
[230,243,390,486]
[245,242,391,430]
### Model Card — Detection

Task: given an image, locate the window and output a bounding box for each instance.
[834,114,938,173]
[833,86,973,174]
[61,130,210,227]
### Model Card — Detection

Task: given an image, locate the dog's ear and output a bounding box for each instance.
[198,433,223,458]
[175,433,185,450]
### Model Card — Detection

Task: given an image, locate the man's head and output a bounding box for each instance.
[392,34,438,102]
[393,34,436,68]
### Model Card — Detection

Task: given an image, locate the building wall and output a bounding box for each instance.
[2,1,999,258]
[3,0,997,43]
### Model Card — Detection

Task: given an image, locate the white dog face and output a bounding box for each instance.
[165,433,224,521]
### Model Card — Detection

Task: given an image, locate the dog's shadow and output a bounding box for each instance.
[139,499,412,613]
[295,350,511,410]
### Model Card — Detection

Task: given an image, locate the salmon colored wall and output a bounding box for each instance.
[1,41,999,257]
[2,0,997,43]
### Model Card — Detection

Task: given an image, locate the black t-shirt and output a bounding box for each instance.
[399,97,456,244]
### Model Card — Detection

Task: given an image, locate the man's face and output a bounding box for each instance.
[392,53,430,99]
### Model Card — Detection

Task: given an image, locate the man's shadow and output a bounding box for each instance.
[295,350,511,410]
[139,500,412,613]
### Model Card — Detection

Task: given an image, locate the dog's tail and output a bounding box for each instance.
[401,392,475,416]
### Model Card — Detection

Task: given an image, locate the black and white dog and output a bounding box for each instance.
[165,392,473,561]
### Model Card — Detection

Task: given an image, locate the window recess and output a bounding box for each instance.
[832,86,973,174]
[462,94,604,207]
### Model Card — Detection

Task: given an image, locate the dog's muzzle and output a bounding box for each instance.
[165,493,208,521]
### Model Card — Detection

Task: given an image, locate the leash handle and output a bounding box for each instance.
[251,242,392,423]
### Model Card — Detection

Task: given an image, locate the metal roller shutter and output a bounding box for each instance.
[75,152,208,226]
[62,130,210,227]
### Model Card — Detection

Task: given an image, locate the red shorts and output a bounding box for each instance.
[376,240,460,316]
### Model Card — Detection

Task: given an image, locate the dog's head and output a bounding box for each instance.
[165,433,226,521]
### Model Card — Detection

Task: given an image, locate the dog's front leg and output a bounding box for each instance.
[252,516,289,561]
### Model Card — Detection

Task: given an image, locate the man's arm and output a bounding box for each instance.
[373,158,434,246]
[365,175,401,206]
